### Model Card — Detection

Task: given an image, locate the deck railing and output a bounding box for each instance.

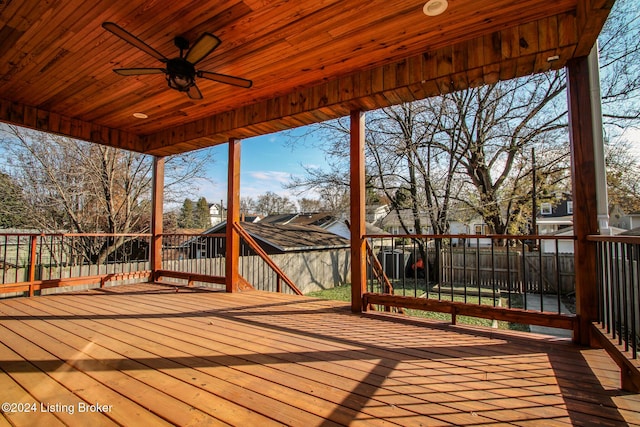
[0,232,151,296]
[363,233,577,330]
[157,229,302,295]
[158,233,227,287]
[234,224,302,295]
[590,234,639,360]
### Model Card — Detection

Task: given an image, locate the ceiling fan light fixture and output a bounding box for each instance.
[132,112,148,119]
[423,0,448,16]
[166,58,196,92]
[167,74,195,91]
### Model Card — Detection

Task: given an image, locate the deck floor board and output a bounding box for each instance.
[1,283,639,426]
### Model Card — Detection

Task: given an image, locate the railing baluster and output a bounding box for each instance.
[522,240,528,310]
[538,237,544,313]
[462,239,467,303]
[476,240,481,305]
[622,243,629,352]
[632,242,638,359]
[556,239,561,314]
[28,235,37,297]
[506,242,512,309]
[491,237,497,307]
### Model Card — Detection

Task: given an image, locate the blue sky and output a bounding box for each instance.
[195,129,327,206]
[188,122,640,210]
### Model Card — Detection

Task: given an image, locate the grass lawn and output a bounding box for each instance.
[306,284,530,332]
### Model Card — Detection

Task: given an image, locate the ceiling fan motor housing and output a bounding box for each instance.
[166,58,196,91]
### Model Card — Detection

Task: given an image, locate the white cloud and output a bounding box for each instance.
[246,170,292,183]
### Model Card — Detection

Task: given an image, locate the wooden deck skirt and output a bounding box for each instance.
[1,283,639,426]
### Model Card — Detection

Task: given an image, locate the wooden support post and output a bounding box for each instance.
[350,110,367,312]
[150,156,165,283]
[226,138,241,293]
[567,55,600,346]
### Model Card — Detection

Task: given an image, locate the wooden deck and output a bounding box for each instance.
[1,284,639,426]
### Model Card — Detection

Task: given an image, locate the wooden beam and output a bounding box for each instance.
[226,138,241,293]
[364,293,577,331]
[0,98,144,152]
[574,0,615,56]
[350,110,366,313]
[150,156,164,282]
[566,55,599,346]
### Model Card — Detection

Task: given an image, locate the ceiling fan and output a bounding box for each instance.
[102,22,252,100]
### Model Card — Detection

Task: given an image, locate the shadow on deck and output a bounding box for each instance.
[0,283,638,426]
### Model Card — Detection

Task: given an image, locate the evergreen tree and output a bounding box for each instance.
[195,197,211,228]
[178,198,195,228]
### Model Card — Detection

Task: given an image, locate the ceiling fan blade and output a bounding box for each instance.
[187,84,203,100]
[102,22,167,62]
[114,68,166,76]
[198,71,253,88]
[185,33,221,65]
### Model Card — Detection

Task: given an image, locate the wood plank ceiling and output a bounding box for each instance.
[0,0,614,156]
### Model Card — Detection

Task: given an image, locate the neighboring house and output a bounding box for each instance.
[376,209,432,235]
[208,203,226,227]
[449,218,494,247]
[537,198,573,235]
[366,204,390,224]
[609,205,640,231]
[260,212,388,242]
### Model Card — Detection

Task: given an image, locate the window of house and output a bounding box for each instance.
[541,202,552,215]
[567,201,573,214]
[474,224,488,235]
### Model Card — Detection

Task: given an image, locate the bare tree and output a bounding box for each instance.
[605,138,640,212]
[288,0,640,237]
[254,191,297,216]
[0,171,29,228]
[0,125,213,261]
[297,197,323,213]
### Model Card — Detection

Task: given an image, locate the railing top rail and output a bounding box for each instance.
[0,232,152,238]
[364,233,576,240]
[587,234,640,244]
[160,233,226,238]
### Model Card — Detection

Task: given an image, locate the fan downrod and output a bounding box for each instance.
[174,36,190,53]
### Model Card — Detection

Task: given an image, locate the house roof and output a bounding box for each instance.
[203,221,349,252]
[377,209,431,228]
[0,1,613,156]
[287,213,339,228]
[243,222,350,252]
[621,227,640,236]
[258,214,299,225]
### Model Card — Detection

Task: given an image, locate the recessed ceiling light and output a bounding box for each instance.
[547,55,560,62]
[132,112,148,119]
[423,0,448,16]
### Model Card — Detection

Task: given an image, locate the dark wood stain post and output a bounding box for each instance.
[567,54,599,345]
